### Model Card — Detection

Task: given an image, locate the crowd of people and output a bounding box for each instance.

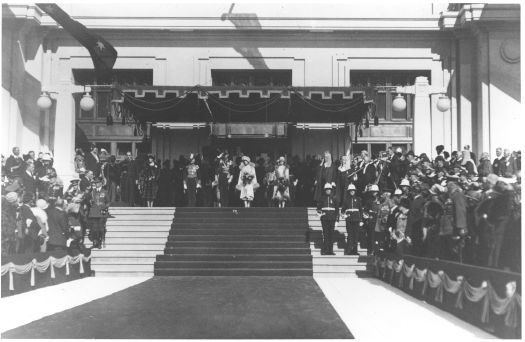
[2,146,109,256]
[1,143,521,272]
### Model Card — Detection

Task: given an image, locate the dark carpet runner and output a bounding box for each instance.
[2,208,354,339]
[2,276,354,339]
[155,207,313,276]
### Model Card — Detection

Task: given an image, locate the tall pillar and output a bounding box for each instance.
[474,27,491,157]
[456,35,475,152]
[53,85,76,184]
[413,76,432,156]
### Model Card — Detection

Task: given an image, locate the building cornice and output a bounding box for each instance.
[3,4,445,32]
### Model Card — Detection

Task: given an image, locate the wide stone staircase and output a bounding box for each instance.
[155,207,312,276]
[91,207,369,277]
[90,207,174,276]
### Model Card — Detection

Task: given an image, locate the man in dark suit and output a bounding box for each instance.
[357,150,376,195]
[84,145,100,177]
[21,162,36,198]
[5,146,25,178]
[492,147,504,176]
[45,198,70,251]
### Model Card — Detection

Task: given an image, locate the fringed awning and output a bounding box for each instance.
[111,85,377,125]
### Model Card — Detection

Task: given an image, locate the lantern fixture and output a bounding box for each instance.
[80,92,95,112]
[37,92,52,111]
[436,94,451,112]
[392,94,407,112]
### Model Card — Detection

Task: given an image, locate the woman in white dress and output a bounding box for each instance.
[236,156,259,208]
[272,156,290,208]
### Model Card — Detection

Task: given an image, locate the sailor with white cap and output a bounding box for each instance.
[341,183,362,255]
[364,184,382,254]
[316,182,339,255]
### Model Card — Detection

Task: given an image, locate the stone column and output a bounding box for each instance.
[413,76,432,156]
[53,85,76,184]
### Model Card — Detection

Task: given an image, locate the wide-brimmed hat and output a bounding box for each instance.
[41,154,52,161]
[278,156,286,163]
[242,156,250,162]
[36,198,49,210]
[324,183,332,190]
[5,192,19,204]
[347,183,356,191]
[400,179,410,187]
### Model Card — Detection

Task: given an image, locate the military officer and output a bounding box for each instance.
[341,183,362,255]
[363,184,381,254]
[87,177,110,249]
[316,182,339,255]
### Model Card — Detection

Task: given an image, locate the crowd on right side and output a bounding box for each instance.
[350,145,521,273]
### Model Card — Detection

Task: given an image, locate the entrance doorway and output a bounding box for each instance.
[213,138,290,160]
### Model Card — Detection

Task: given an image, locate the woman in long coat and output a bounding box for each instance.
[139,155,160,207]
[272,156,291,208]
[237,156,259,208]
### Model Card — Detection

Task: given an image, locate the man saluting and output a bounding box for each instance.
[316,183,339,255]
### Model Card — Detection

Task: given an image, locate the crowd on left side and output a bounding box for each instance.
[1,146,109,257]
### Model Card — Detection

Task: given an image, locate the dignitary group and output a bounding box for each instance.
[1,143,521,272]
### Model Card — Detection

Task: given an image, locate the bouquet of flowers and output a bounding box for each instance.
[242,173,254,185]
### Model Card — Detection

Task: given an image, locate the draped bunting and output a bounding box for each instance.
[371,256,522,329]
[1,254,91,291]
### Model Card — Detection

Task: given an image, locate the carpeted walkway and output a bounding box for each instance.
[2,276,353,339]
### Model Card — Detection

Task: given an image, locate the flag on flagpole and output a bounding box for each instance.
[36,3,117,84]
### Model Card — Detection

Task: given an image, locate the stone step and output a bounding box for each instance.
[94,272,154,277]
[91,250,161,257]
[104,237,167,244]
[167,235,304,242]
[107,225,172,231]
[92,264,153,272]
[107,214,174,220]
[164,247,310,255]
[154,268,312,276]
[169,229,308,235]
[170,223,307,229]
[91,257,156,264]
[154,261,312,269]
[156,254,312,262]
[107,220,173,226]
[105,231,169,238]
[165,241,309,248]
[100,244,166,250]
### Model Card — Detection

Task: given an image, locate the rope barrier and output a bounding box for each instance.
[371,255,521,328]
[1,254,92,291]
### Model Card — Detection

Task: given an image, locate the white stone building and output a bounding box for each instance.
[2,3,521,181]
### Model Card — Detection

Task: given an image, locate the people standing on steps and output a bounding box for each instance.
[139,155,160,208]
[183,153,200,207]
[272,156,290,208]
[237,156,259,208]
[341,183,362,255]
[316,182,339,255]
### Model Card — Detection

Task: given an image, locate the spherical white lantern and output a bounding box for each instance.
[392,94,407,112]
[80,93,95,111]
[436,95,451,112]
[37,93,52,110]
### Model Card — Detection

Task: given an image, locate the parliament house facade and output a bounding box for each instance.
[2,3,521,181]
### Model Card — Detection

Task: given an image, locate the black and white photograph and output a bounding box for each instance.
[0,1,522,339]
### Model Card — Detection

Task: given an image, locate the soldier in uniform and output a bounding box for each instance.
[87,177,110,249]
[363,184,381,255]
[341,183,362,255]
[183,154,200,207]
[316,183,339,255]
